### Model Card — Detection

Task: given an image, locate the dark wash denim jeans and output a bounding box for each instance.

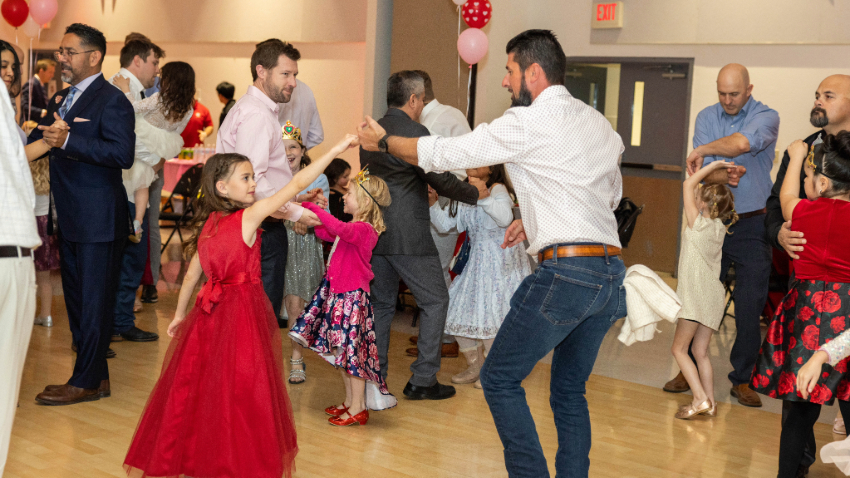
[480,250,627,478]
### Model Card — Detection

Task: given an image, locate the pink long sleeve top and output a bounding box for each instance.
[302,202,379,294]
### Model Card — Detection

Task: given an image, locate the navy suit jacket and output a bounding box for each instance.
[20,76,48,123]
[28,73,136,243]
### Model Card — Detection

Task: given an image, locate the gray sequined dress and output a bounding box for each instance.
[283,175,329,301]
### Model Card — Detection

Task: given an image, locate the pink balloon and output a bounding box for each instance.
[29,0,57,25]
[457,28,488,65]
[452,0,465,5]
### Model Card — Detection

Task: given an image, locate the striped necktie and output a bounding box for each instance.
[58,87,78,119]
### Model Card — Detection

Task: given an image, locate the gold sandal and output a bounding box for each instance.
[675,399,712,420]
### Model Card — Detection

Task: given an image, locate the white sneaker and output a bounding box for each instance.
[34,315,53,327]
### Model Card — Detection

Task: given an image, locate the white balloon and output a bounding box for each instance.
[452,0,466,5]
[21,16,41,39]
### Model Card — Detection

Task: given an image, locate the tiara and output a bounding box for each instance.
[806,143,816,170]
[354,166,378,204]
[281,121,303,145]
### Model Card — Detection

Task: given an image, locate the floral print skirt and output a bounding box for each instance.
[751,279,850,405]
[289,278,390,398]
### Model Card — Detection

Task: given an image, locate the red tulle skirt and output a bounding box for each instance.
[124,283,297,478]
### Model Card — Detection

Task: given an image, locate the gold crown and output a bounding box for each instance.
[281,121,303,145]
[354,166,371,186]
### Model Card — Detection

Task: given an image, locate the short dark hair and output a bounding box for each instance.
[125,32,149,44]
[65,23,107,64]
[386,70,425,108]
[324,158,352,186]
[36,58,56,73]
[119,40,153,68]
[505,29,566,86]
[414,70,435,102]
[216,81,235,100]
[250,39,300,82]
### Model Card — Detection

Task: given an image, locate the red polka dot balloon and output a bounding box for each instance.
[462,1,492,29]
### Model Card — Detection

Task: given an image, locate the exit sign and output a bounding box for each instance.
[592,1,623,29]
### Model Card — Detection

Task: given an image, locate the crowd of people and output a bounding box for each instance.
[3,20,850,478]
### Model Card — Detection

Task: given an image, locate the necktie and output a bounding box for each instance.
[58,86,78,119]
[140,90,146,100]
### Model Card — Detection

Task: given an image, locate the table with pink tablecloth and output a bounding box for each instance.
[162,159,203,193]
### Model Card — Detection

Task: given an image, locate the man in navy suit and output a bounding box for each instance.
[20,58,55,123]
[28,23,135,406]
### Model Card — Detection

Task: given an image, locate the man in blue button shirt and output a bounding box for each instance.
[668,63,780,408]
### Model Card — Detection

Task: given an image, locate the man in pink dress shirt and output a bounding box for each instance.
[217,39,322,327]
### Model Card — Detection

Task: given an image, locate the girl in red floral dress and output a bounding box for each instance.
[750,132,850,478]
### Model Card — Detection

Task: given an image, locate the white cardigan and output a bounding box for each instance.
[618,264,682,346]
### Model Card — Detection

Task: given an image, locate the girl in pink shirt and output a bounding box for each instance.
[289,168,394,426]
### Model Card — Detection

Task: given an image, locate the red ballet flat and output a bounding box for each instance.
[328,409,369,427]
[324,404,348,417]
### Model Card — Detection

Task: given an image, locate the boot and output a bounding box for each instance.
[452,346,483,384]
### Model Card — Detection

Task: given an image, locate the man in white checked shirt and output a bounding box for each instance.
[358,30,626,478]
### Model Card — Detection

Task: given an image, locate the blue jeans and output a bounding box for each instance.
[480,250,626,478]
[113,201,149,334]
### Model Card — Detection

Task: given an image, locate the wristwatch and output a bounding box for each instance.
[378,134,390,153]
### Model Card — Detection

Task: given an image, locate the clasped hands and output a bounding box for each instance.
[686,149,747,187]
[38,112,70,148]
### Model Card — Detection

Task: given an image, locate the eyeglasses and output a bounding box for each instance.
[53,49,96,61]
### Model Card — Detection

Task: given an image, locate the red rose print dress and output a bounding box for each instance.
[751,198,850,405]
[124,210,298,478]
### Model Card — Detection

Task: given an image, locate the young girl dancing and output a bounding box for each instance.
[123,134,359,477]
[670,159,738,419]
[752,133,850,478]
[428,165,532,388]
[113,61,196,242]
[289,167,395,426]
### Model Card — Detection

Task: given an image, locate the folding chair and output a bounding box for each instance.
[160,164,204,253]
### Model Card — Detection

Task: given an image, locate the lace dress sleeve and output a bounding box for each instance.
[125,92,160,115]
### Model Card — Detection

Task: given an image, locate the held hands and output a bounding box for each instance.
[299,188,328,209]
[292,221,309,236]
[787,139,809,161]
[356,116,386,152]
[778,220,805,260]
[297,208,322,227]
[332,133,361,155]
[38,113,71,148]
[686,148,705,175]
[501,219,526,249]
[113,75,131,93]
[469,177,490,199]
[427,186,438,207]
[796,350,829,400]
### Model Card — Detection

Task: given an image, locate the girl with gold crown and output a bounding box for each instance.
[289,166,397,426]
[279,121,329,385]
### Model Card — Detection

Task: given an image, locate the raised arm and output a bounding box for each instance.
[683,160,732,228]
[779,140,808,221]
[242,134,359,235]
[302,201,369,244]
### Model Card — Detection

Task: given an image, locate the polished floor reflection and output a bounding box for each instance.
[6,231,847,477]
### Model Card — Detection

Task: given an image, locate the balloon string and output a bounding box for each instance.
[457,5,461,109]
[466,63,472,119]
[28,37,34,123]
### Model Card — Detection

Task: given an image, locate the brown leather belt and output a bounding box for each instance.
[0,246,32,258]
[739,208,766,220]
[538,244,621,263]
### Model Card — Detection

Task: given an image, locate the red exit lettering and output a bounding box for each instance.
[596,3,616,22]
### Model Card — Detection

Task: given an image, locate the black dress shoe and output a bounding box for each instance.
[120,326,159,342]
[106,348,116,359]
[140,285,158,304]
[278,318,288,329]
[403,381,456,400]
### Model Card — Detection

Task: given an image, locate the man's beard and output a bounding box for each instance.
[60,63,76,84]
[811,107,829,128]
[510,77,533,107]
[264,79,292,104]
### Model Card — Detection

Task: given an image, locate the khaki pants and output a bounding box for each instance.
[0,254,36,476]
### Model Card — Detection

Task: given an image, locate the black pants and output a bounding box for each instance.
[259,221,288,325]
[779,400,850,478]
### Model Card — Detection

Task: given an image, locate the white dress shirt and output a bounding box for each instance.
[277,79,324,150]
[417,85,625,255]
[420,99,470,180]
[0,82,40,248]
[109,68,160,168]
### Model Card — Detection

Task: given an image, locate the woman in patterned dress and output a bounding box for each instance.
[751,133,850,478]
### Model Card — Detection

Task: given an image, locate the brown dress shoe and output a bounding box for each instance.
[409,336,418,345]
[44,380,110,398]
[663,371,690,393]
[405,343,460,358]
[730,383,762,407]
[36,384,100,406]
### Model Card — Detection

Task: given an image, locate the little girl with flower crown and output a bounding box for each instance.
[289,167,396,426]
[751,133,850,478]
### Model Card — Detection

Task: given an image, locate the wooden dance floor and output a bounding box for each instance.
[5,278,846,477]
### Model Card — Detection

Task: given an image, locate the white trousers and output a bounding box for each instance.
[0,255,36,476]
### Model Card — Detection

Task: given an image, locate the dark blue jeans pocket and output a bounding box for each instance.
[609,284,627,323]
[539,269,604,326]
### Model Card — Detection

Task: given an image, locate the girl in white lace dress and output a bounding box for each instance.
[114,62,196,242]
[429,165,532,388]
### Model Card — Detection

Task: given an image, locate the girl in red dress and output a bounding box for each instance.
[750,132,850,478]
[123,134,360,478]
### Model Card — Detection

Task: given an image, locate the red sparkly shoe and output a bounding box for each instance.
[328,409,369,427]
[324,404,348,417]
